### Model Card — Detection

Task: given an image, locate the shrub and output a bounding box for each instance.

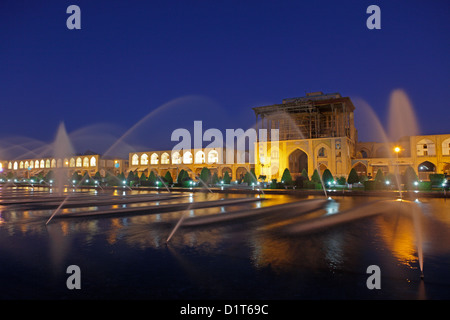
[223,171,231,184]
[322,169,334,185]
[311,169,321,183]
[347,168,359,184]
[281,168,293,185]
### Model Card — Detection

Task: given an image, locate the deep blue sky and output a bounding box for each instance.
[1,0,449,156]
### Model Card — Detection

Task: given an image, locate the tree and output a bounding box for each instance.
[403,166,418,189]
[374,169,385,183]
[311,169,321,183]
[81,171,91,185]
[105,172,117,186]
[139,172,147,182]
[71,171,81,183]
[222,171,231,184]
[93,171,102,182]
[244,169,257,185]
[199,167,211,184]
[347,168,359,184]
[126,171,135,183]
[117,172,125,183]
[164,171,173,184]
[211,172,219,185]
[44,170,54,182]
[177,169,190,184]
[322,169,334,185]
[281,168,292,184]
[301,168,309,181]
[148,171,157,186]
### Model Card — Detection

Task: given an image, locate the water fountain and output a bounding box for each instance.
[52,122,75,195]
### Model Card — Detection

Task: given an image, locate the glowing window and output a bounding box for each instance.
[64,158,69,167]
[51,159,56,168]
[161,153,170,164]
[46,159,51,168]
[141,154,149,165]
[25,161,29,169]
[8,162,12,169]
[183,152,193,164]
[70,158,75,167]
[207,150,219,164]
[172,152,181,164]
[40,160,45,168]
[82,157,88,167]
[151,153,158,165]
[13,162,18,170]
[90,157,96,167]
[132,154,139,165]
[35,160,39,168]
[195,151,205,164]
[19,161,24,169]
[76,157,82,167]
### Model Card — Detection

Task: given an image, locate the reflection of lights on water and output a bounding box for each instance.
[189,210,195,217]
[325,200,339,215]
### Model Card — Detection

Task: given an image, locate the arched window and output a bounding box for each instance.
[24,161,29,169]
[13,161,18,170]
[183,151,193,164]
[418,161,436,181]
[40,160,45,168]
[45,159,50,168]
[141,154,149,165]
[57,159,62,168]
[83,157,89,167]
[35,160,40,168]
[19,161,24,169]
[132,154,139,165]
[90,157,96,167]
[417,139,436,156]
[64,158,69,167]
[70,158,75,167]
[8,162,12,169]
[29,161,34,169]
[76,157,82,167]
[208,150,219,164]
[195,151,205,164]
[151,153,159,165]
[51,159,56,168]
[442,138,450,155]
[161,153,170,164]
[172,152,181,164]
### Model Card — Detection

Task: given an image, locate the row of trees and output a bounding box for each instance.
[2,165,444,191]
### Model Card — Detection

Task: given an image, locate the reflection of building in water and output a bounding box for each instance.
[1,91,449,182]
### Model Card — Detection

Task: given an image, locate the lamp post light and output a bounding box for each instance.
[394,146,402,199]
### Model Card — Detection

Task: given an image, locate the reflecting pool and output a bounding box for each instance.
[0,186,449,299]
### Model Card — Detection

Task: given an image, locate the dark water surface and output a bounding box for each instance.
[0,187,449,300]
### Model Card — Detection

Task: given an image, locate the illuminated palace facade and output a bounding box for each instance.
[1,91,449,182]
[0,153,127,179]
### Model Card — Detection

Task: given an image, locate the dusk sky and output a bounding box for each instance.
[1,0,449,157]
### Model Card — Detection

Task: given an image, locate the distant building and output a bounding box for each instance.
[0,153,128,180]
[1,91,449,183]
